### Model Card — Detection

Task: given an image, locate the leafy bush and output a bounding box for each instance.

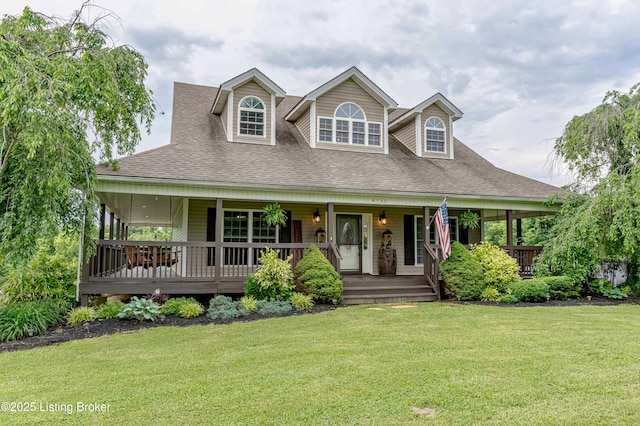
[470,243,521,291]
[207,295,248,320]
[96,301,125,320]
[539,276,580,300]
[240,295,258,313]
[0,300,64,342]
[480,287,500,302]
[440,242,485,300]
[0,234,77,308]
[251,247,294,300]
[588,278,612,295]
[256,300,293,315]
[508,279,550,302]
[245,274,275,301]
[290,292,314,310]
[148,289,169,305]
[178,302,204,318]
[602,287,628,300]
[160,297,198,316]
[294,245,343,303]
[118,296,161,321]
[498,294,519,304]
[67,307,96,326]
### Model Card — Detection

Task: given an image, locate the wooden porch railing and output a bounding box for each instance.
[423,243,440,299]
[82,240,335,297]
[500,246,543,278]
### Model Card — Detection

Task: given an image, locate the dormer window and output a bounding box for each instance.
[317,102,382,147]
[238,96,265,136]
[425,117,445,152]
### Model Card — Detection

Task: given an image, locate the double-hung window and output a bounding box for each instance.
[415,216,458,265]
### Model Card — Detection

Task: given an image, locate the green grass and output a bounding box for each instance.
[1,303,640,425]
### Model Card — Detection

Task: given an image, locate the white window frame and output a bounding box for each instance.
[316,102,383,147]
[415,215,458,265]
[425,116,446,152]
[238,96,266,138]
[223,209,279,244]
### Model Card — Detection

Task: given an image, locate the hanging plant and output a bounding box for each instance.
[263,202,288,227]
[459,211,480,229]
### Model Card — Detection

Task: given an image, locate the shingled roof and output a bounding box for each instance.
[97,82,566,202]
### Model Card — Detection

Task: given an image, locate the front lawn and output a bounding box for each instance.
[1,303,639,425]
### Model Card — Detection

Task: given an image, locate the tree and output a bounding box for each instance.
[538,84,640,287]
[0,3,155,263]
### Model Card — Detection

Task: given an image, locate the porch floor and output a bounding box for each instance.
[342,275,438,305]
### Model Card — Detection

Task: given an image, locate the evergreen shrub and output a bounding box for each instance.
[508,279,549,302]
[294,245,343,303]
[439,242,485,300]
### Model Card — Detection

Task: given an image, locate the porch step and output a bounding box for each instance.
[341,275,437,305]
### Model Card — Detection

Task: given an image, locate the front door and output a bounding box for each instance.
[337,215,362,273]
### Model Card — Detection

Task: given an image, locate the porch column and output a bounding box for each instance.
[214,198,223,291]
[505,209,514,256]
[108,212,115,240]
[115,218,121,240]
[99,204,106,240]
[327,203,336,269]
[516,218,523,245]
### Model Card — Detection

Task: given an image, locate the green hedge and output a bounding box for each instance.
[508,279,550,302]
[440,242,485,300]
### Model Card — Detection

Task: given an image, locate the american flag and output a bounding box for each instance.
[434,200,451,259]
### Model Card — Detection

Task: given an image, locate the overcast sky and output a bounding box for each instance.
[7,1,640,186]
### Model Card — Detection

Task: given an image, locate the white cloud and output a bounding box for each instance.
[7,0,640,186]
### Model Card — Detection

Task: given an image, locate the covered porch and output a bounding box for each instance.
[80,191,550,305]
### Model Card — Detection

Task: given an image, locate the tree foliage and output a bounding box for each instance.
[539,83,640,285]
[0,4,155,263]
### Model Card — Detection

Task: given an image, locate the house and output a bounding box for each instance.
[81,67,567,305]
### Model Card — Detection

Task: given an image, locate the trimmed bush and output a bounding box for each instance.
[0,300,64,342]
[178,302,204,318]
[294,245,343,304]
[539,276,580,300]
[256,300,293,315]
[96,301,125,319]
[290,292,314,310]
[207,295,248,320]
[470,243,521,291]
[498,294,519,304]
[480,287,500,302]
[508,279,549,302]
[160,297,199,316]
[67,307,97,326]
[245,274,275,301]
[252,247,294,301]
[440,242,485,300]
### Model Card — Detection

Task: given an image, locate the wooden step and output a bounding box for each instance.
[341,274,438,305]
[343,293,439,305]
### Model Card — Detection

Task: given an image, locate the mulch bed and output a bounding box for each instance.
[0,304,337,354]
[2,298,638,353]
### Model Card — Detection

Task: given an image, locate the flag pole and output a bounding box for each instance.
[427,196,448,229]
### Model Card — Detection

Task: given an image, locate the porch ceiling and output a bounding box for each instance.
[98,192,182,226]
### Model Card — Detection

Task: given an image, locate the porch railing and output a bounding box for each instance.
[501,246,543,278]
[86,240,333,284]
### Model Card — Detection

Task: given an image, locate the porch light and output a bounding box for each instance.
[379,211,388,225]
[313,209,321,223]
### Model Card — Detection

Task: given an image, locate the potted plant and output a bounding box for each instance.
[459,211,480,229]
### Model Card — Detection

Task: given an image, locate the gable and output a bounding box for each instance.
[316,79,385,122]
[231,80,273,144]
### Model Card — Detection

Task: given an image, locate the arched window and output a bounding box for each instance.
[425,117,445,152]
[238,97,265,136]
[317,102,382,146]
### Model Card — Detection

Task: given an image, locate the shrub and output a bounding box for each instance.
[178,302,204,318]
[440,242,485,300]
[160,297,198,316]
[118,297,161,321]
[508,279,550,302]
[498,294,519,304]
[294,245,343,303]
[539,276,580,300]
[290,292,314,310]
[148,289,169,305]
[0,242,76,309]
[480,287,500,302]
[470,243,521,291]
[245,273,275,301]
[240,295,258,313]
[256,300,293,315]
[588,278,612,295]
[67,307,97,326]
[0,300,64,342]
[96,301,125,320]
[602,287,628,300]
[207,295,247,320]
[251,248,294,300]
